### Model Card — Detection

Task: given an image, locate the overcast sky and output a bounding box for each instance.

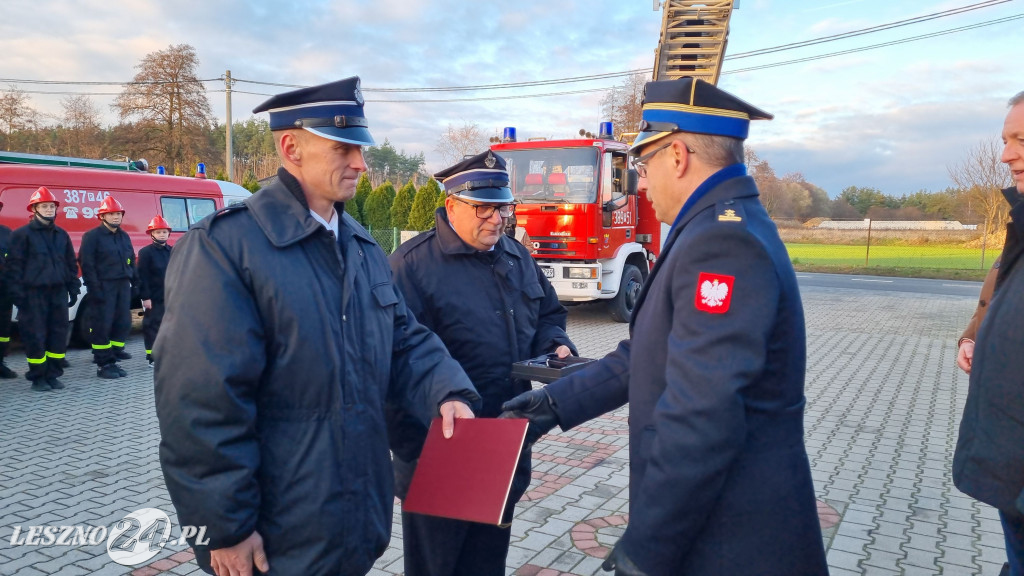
[2,0,1021,196]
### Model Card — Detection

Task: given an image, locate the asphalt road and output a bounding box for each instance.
[796,271,983,299]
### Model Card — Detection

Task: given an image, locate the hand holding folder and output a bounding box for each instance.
[402,417,529,526]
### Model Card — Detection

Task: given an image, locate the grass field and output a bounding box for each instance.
[785,243,998,272]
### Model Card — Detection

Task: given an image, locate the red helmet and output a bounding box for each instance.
[27,186,60,212]
[147,215,172,232]
[97,196,125,217]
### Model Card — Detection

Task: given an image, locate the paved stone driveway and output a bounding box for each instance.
[0,281,999,575]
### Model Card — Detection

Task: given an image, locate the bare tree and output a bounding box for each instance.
[114,44,214,175]
[0,85,36,151]
[60,95,103,158]
[600,72,649,140]
[948,139,1013,241]
[435,122,489,167]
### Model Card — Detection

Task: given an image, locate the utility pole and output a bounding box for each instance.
[225,70,233,181]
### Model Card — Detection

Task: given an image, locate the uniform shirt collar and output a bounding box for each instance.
[309,208,339,237]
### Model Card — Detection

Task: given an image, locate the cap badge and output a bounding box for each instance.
[485,152,496,168]
[353,79,364,106]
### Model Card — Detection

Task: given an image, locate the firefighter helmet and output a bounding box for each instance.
[96,196,125,217]
[147,215,172,232]
[27,186,60,212]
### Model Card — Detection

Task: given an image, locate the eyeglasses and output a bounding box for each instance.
[631,140,696,178]
[453,197,516,219]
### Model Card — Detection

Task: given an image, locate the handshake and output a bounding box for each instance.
[499,388,560,447]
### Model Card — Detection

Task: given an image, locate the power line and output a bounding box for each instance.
[727,0,1011,60]
[0,0,1008,94]
[722,13,1024,75]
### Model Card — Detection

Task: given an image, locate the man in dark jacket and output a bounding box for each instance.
[503,78,828,576]
[6,187,80,391]
[389,150,576,576]
[154,77,480,576]
[79,195,137,378]
[0,200,18,379]
[954,91,1024,576]
[137,215,172,367]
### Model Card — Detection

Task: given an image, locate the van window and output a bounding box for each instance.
[161,197,216,231]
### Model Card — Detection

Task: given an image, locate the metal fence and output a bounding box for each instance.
[776,218,1001,271]
[367,220,1001,271]
[366,227,402,254]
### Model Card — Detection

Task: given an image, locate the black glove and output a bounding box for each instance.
[67,291,78,308]
[500,388,559,446]
[601,544,649,576]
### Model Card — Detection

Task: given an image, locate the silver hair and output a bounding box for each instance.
[1009,91,1024,107]
[680,133,745,167]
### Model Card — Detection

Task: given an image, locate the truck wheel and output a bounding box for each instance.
[608,264,643,323]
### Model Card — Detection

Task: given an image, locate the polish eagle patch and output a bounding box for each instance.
[695,272,734,313]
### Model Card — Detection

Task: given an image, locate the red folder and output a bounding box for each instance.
[403,417,529,525]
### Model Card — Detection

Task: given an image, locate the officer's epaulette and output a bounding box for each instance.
[716,200,746,224]
[194,202,249,231]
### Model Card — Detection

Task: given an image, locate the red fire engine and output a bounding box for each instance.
[492,122,668,322]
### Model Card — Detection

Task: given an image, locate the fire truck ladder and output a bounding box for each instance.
[653,0,737,84]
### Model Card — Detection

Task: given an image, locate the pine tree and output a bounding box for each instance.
[435,184,448,210]
[344,196,361,222]
[364,183,393,231]
[391,179,416,231]
[353,173,372,224]
[409,179,441,231]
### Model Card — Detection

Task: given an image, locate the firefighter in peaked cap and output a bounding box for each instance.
[388,150,576,576]
[504,77,829,576]
[154,76,479,576]
[79,195,138,379]
[5,187,80,391]
[137,215,173,368]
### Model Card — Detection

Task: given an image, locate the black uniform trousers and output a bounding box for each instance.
[19,286,68,381]
[142,301,164,355]
[401,511,512,576]
[89,278,131,367]
[0,294,12,360]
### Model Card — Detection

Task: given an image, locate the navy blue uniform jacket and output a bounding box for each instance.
[154,169,480,576]
[545,172,827,575]
[388,207,576,500]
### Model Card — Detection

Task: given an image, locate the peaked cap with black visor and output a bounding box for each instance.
[252,76,374,146]
[435,150,515,203]
[630,77,773,153]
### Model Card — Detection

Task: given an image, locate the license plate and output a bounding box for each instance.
[542,268,554,278]
[572,282,589,289]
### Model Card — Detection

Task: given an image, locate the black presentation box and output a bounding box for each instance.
[510,354,597,384]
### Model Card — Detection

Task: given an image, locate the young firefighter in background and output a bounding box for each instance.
[79,196,137,379]
[137,215,172,367]
[0,199,17,379]
[6,187,80,391]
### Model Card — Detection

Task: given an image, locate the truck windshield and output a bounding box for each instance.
[496,147,599,204]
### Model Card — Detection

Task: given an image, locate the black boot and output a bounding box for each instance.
[59,358,70,368]
[114,349,132,360]
[30,380,51,392]
[97,364,121,379]
[0,362,16,379]
[47,378,66,390]
[114,363,127,377]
